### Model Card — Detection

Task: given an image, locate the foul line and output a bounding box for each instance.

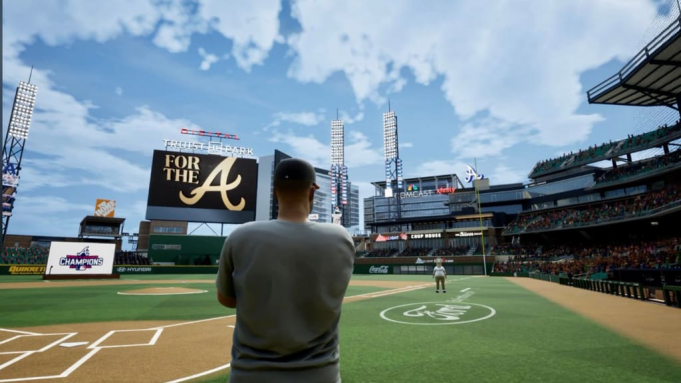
[165,363,232,383]
[150,315,235,330]
[0,328,40,336]
[460,288,471,292]
[117,290,208,296]
[343,284,429,301]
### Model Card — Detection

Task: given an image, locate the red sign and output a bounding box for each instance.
[180,128,239,140]
[436,187,456,195]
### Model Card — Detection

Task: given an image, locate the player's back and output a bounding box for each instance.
[226,220,355,381]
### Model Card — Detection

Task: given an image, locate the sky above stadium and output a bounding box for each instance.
[2,0,678,243]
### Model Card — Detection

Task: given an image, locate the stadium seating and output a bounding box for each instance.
[400,247,433,257]
[596,149,681,186]
[529,122,681,177]
[431,245,469,256]
[504,183,681,234]
[363,249,395,258]
[0,247,50,264]
[493,238,681,276]
[114,251,152,265]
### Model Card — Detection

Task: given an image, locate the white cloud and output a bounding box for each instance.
[489,164,527,185]
[399,142,413,149]
[196,0,282,71]
[339,110,364,124]
[450,117,534,159]
[269,129,382,169]
[286,0,658,152]
[198,47,220,71]
[276,111,325,126]
[3,0,282,73]
[414,160,469,179]
[115,87,123,96]
[8,196,94,237]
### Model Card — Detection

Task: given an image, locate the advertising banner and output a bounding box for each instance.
[3,265,46,275]
[45,242,115,275]
[94,199,116,217]
[145,150,258,223]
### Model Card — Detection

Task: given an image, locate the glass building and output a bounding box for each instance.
[256,150,332,223]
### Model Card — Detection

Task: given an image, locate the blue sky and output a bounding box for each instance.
[2,0,678,245]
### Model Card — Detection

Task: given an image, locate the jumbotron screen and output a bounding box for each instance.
[145,150,258,224]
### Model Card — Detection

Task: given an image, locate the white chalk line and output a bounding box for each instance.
[0,328,40,336]
[0,279,442,381]
[165,363,232,383]
[117,290,207,296]
[150,315,235,330]
[0,318,235,383]
[343,284,429,300]
[461,288,471,292]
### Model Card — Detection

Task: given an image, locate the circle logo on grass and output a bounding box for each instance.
[380,302,495,325]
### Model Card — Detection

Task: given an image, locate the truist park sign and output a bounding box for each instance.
[163,128,254,157]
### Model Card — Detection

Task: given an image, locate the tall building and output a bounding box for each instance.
[256,150,332,223]
[346,183,360,229]
[382,105,404,232]
[330,117,349,226]
[2,80,38,249]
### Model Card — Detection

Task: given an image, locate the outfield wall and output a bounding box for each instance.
[147,235,226,264]
[1,261,493,276]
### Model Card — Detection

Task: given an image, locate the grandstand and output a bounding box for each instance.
[493,13,681,287]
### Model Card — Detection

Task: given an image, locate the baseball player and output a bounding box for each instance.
[433,260,447,293]
[216,158,355,383]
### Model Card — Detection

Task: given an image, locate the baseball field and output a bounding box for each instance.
[1,274,680,383]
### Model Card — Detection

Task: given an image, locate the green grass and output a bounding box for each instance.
[0,280,387,327]
[1,275,680,382]
[198,276,681,383]
[0,274,217,283]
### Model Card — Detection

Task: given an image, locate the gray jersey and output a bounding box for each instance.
[216,220,355,383]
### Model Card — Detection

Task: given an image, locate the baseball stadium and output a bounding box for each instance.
[2,4,681,383]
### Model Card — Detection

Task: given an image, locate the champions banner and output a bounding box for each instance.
[45,242,116,275]
[145,150,258,224]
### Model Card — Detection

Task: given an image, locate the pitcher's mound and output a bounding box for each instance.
[118,287,208,296]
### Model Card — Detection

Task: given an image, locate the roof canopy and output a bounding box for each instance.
[587,17,681,109]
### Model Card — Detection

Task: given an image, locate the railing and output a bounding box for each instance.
[590,158,681,190]
[587,16,681,101]
[529,127,681,179]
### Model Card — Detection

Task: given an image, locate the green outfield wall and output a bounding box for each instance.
[1,262,493,276]
[147,234,226,264]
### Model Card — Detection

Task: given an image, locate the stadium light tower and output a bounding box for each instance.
[330,111,348,225]
[383,102,403,230]
[2,78,38,252]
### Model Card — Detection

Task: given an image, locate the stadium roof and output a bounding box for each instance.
[587,17,681,110]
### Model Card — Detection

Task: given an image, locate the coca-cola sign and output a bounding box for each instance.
[369,265,390,274]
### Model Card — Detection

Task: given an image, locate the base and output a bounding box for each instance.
[42,274,121,280]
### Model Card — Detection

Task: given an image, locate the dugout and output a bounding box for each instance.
[147,234,226,265]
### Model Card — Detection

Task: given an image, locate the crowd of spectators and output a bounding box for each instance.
[530,122,681,176]
[489,244,537,257]
[114,251,152,265]
[505,183,681,234]
[364,249,396,258]
[598,149,681,185]
[400,247,433,257]
[493,238,681,276]
[1,246,49,264]
[431,245,470,256]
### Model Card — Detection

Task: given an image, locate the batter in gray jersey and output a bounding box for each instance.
[216,158,355,383]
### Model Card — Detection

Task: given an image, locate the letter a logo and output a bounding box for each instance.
[179,157,246,210]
